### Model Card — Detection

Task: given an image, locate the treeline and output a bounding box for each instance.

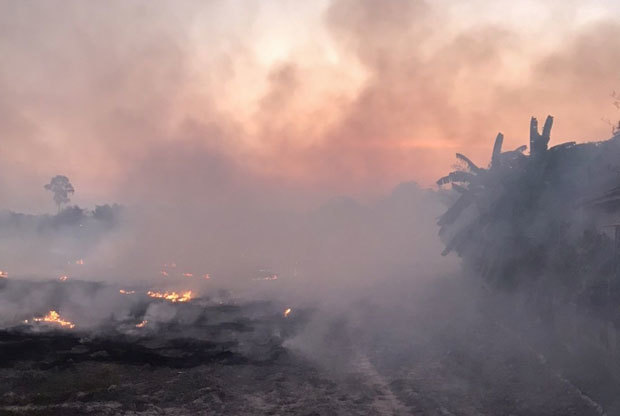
[0,204,123,234]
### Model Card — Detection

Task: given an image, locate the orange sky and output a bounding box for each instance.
[1,0,620,211]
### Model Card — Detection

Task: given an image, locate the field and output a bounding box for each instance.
[0,278,611,415]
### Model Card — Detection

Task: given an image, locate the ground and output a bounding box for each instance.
[0,278,612,415]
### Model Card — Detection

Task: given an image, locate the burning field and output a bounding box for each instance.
[3,128,620,414]
[0,278,335,415]
[4,0,620,413]
[0,276,613,415]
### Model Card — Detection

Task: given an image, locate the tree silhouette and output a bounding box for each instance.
[436,115,582,283]
[44,175,75,213]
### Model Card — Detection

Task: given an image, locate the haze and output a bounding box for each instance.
[2,0,620,212]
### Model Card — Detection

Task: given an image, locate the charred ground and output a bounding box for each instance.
[0,277,611,415]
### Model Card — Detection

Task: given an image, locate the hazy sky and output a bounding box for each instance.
[2,0,620,211]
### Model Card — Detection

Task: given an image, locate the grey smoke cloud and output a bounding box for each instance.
[1,0,619,211]
[0,0,618,306]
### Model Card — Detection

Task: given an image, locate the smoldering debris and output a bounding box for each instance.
[0,275,611,416]
[0,278,308,369]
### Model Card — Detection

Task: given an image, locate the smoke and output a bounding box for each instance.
[0,0,616,350]
[0,0,616,284]
[0,1,619,209]
[0,180,452,288]
[1,3,620,411]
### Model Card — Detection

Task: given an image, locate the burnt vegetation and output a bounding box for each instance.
[434,116,620,413]
[437,115,620,360]
[437,115,620,301]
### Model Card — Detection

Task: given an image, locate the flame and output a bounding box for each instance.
[284,308,292,318]
[136,320,148,328]
[182,273,193,278]
[58,275,68,282]
[32,310,75,329]
[119,289,135,295]
[75,259,84,265]
[203,274,211,280]
[0,270,7,279]
[160,270,169,277]
[147,290,192,303]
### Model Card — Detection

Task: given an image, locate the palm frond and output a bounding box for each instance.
[438,193,474,226]
[455,153,481,173]
[436,171,476,186]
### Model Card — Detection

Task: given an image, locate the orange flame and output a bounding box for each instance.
[136,320,148,328]
[32,310,75,329]
[0,270,7,279]
[119,289,135,295]
[147,290,192,303]
[58,275,68,282]
[284,308,292,318]
[203,274,211,280]
[75,259,84,265]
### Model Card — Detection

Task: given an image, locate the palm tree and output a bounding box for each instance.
[436,115,579,285]
[436,132,527,228]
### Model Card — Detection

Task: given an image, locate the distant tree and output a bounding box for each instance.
[93,204,122,224]
[44,175,75,213]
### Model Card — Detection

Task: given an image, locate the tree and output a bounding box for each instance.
[436,133,527,238]
[436,115,580,284]
[44,175,75,213]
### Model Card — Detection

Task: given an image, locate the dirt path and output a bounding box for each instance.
[351,349,412,415]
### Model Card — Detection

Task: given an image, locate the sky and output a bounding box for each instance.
[2,0,620,212]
